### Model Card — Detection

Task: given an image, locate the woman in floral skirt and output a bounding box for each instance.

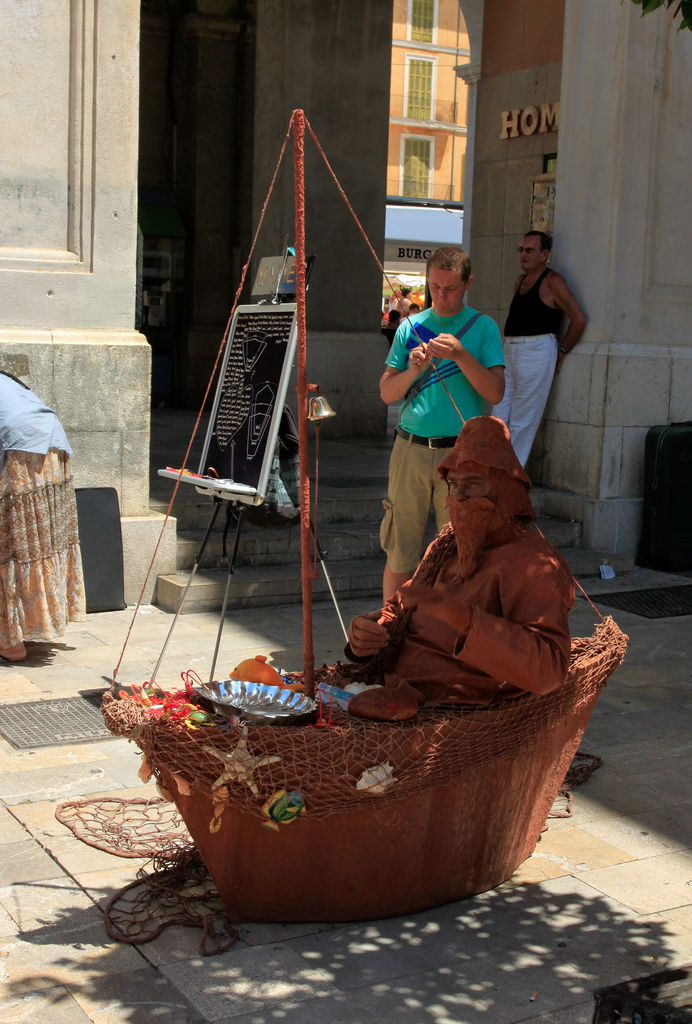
[0,372,85,662]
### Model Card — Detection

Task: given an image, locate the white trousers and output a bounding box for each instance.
[491,334,557,467]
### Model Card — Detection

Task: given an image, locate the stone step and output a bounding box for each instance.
[151,487,388,534]
[154,534,624,616]
[155,558,385,615]
[174,520,383,571]
[172,512,583,572]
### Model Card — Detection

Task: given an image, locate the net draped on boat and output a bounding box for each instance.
[101,615,628,824]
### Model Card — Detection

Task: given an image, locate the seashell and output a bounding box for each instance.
[343,681,373,695]
[138,755,152,783]
[156,781,174,802]
[356,761,397,795]
[172,772,192,796]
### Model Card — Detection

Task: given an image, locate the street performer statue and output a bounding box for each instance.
[346,415,575,721]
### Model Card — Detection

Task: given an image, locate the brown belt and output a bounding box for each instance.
[396,426,457,449]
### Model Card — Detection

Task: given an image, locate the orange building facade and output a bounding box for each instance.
[387,0,470,204]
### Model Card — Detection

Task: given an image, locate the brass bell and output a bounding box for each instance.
[307,395,336,422]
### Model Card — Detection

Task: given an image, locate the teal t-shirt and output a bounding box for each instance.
[385,306,504,438]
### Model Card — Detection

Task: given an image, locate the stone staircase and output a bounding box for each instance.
[150,411,633,614]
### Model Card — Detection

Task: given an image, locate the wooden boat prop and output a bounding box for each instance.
[102,615,627,921]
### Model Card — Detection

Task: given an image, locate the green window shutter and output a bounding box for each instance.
[407,59,433,119]
[411,0,434,42]
[403,138,431,198]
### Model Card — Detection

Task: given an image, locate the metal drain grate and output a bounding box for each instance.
[0,691,113,750]
[595,584,692,618]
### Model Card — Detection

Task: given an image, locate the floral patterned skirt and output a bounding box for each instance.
[0,450,86,648]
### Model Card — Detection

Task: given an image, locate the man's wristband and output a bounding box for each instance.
[558,345,570,355]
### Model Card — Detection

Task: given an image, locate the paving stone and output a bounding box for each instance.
[0,842,63,887]
[66,967,205,1024]
[540,1001,603,1023]
[0,809,28,846]
[0,986,92,1023]
[287,922,447,990]
[0,877,97,932]
[576,849,692,915]
[578,802,692,857]
[0,766,127,806]
[0,904,18,940]
[527,826,634,874]
[159,944,335,1020]
[0,676,45,702]
[36,834,149,880]
[0,745,106,776]
[0,924,143,998]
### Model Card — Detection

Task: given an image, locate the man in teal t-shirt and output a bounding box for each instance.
[380,247,505,601]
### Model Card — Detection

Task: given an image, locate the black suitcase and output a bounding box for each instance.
[638,422,692,571]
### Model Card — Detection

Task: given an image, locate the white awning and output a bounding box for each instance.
[384,205,463,271]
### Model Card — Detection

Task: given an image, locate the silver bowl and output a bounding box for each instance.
[192,678,316,724]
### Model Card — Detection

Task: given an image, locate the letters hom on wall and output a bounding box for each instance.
[500,102,560,140]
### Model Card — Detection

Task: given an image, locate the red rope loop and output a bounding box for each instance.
[111,112,297,687]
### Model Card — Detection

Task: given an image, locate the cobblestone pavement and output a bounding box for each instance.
[1,565,691,1023]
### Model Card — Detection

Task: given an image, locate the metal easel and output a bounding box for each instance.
[150,487,348,686]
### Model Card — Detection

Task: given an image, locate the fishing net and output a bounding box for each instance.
[55,797,236,956]
[55,797,189,858]
[103,845,238,957]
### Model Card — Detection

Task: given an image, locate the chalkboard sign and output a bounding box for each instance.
[194,303,298,504]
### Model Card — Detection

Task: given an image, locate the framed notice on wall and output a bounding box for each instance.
[531,175,556,235]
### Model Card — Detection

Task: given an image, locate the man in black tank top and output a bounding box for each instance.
[491,231,587,467]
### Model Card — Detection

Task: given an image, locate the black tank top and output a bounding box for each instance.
[503,268,563,337]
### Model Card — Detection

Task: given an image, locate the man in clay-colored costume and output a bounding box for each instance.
[346,416,574,720]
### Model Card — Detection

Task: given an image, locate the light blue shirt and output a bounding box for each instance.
[385,306,504,437]
[0,374,72,463]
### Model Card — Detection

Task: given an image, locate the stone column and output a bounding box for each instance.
[253,0,394,436]
[535,0,692,556]
[0,1,175,601]
[457,61,481,253]
[176,7,256,405]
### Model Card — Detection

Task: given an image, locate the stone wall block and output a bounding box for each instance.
[470,161,508,238]
[499,233,524,320]
[468,236,504,311]
[599,425,624,498]
[620,425,649,500]
[51,334,151,434]
[121,429,151,517]
[541,419,602,494]
[121,514,177,605]
[582,497,643,556]
[69,430,122,491]
[474,74,512,163]
[586,349,608,427]
[670,349,692,422]
[503,157,544,235]
[544,349,592,423]
[0,333,54,404]
[603,349,672,427]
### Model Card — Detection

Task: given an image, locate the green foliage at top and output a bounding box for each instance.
[625,0,692,31]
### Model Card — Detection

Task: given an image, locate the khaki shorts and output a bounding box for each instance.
[380,434,451,574]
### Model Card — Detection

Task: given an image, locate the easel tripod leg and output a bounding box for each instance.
[209,503,245,683]
[310,518,348,642]
[150,498,223,683]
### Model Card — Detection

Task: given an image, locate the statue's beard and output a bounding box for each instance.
[447,496,497,580]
